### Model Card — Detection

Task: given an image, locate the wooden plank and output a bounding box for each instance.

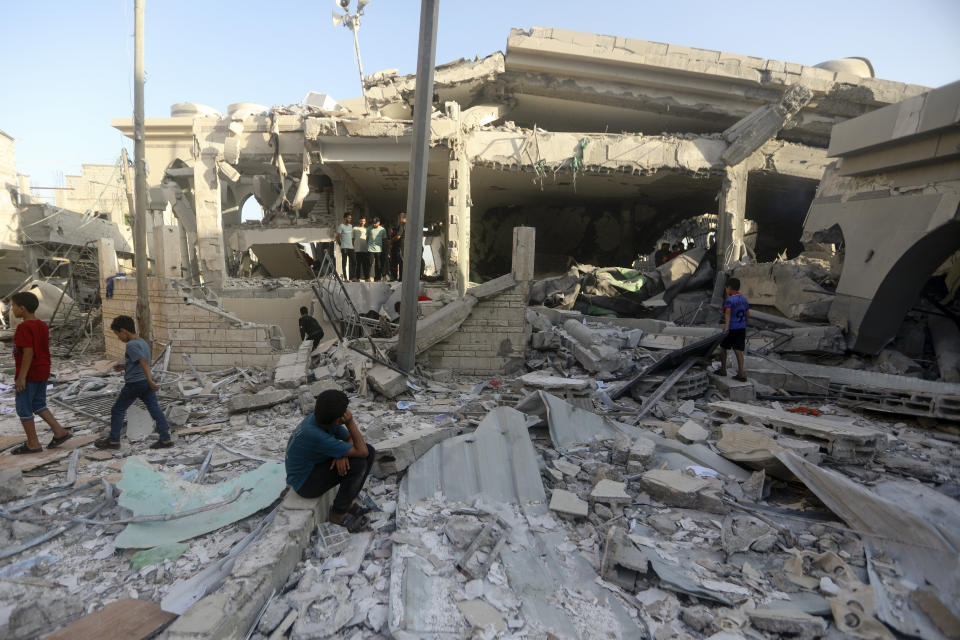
[177,423,223,436]
[43,598,176,640]
[0,435,25,453]
[0,435,97,472]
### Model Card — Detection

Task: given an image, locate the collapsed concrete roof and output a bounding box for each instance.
[365,26,930,147]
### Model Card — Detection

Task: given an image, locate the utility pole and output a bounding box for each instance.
[133,0,151,343]
[120,148,135,224]
[396,0,439,372]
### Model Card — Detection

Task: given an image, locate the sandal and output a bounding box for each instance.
[149,440,174,449]
[347,503,371,518]
[47,431,73,449]
[718,369,729,377]
[12,443,43,455]
[733,375,748,382]
[94,438,121,450]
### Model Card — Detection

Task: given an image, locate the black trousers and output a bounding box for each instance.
[370,252,385,281]
[355,252,370,280]
[340,248,355,280]
[295,445,376,514]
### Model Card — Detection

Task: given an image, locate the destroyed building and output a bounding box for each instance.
[0,24,959,640]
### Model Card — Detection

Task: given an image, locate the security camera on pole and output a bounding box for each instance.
[332,0,371,114]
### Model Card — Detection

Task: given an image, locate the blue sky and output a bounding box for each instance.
[3,0,959,188]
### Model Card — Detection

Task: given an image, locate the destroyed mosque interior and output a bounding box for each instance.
[2,20,960,640]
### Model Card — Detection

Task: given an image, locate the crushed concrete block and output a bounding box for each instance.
[636,469,726,514]
[457,599,506,633]
[590,479,631,505]
[372,427,460,478]
[748,608,827,639]
[366,366,408,399]
[0,468,27,502]
[773,266,832,322]
[227,389,294,413]
[166,405,190,429]
[549,489,589,518]
[273,340,312,389]
[443,516,484,548]
[601,526,650,591]
[629,436,656,464]
[518,372,589,391]
[299,378,342,415]
[553,458,581,477]
[257,598,292,635]
[677,420,710,444]
[710,374,756,402]
[682,605,716,634]
[609,434,633,465]
[530,331,561,350]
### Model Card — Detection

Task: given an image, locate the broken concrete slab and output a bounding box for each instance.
[273,340,312,389]
[710,400,884,461]
[589,479,630,505]
[553,458,581,477]
[372,427,462,478]
[227,389,294,413]
[366,365,407,399]
[677,420,710,444]
[457,599,506,633]
[0,468,27,502]
[715,424,822,479]
[636,469,725,514]
[748,608,827,639]
[709,374,756,402]
[748,325,846,355]
[549,489,589,518]
[518,372,590,391]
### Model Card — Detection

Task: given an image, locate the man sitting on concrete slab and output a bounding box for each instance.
[285,389,375,531]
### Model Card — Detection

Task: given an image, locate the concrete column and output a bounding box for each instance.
[16,175,30,205]
[444,102,472,295]
[153,225,182,279]
[512,226,536,282]
[97,237,119,288]
[333,179,345,277]
[712,165,748,304]
[193,150,226,289]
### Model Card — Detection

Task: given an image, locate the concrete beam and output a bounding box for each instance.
[721,84,814,166]
[712,164,748,304]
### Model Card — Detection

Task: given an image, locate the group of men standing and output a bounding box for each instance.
[335,213,405,282]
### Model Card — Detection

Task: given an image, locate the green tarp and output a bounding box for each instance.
[114,456,285,549]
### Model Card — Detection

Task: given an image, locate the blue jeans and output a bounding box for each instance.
[16,380,48,421]
[109,380,170,442]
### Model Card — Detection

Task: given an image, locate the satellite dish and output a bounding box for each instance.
[332,9,346,27]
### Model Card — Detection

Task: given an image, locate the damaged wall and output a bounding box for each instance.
[102,277,281,371]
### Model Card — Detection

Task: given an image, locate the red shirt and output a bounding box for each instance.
[14,319,51,382]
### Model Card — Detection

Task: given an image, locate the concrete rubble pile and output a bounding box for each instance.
[0,290,958,640]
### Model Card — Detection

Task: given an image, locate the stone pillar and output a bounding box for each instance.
[445,102,472,296]
[153,225,182,279]
[97,237,119,287]
[16,175,30,205]
[193,149,226,289]
[712,165,748,304]
[512,226,536,282]
[333,179,346,277]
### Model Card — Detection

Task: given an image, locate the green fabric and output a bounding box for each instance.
[130,543,189,570]
[114,456,285,549]
[585,305,619,317]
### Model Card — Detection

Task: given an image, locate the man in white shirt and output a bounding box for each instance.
[353,217,369,282]
[336,214,355,281]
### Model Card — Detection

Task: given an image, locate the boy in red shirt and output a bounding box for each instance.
[10,291,71,454]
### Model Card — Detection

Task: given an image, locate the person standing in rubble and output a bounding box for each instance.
[389,213,406,281]
[9,291,72,454]
[298,306,325,346]
[367,217,386,281]
[336,213,355,281]
[655,242,670,266]
[719,277,749,381]
[353,216,370,282]
[94,315,173,450]
[285,389,375,531]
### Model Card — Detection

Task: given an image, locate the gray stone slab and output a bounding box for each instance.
[549,489,588,518]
